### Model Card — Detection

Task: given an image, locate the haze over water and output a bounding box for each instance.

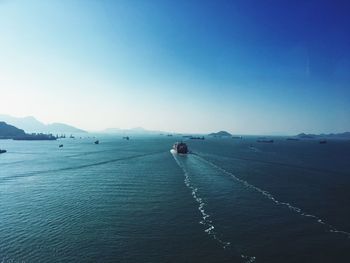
[1,136,350,262]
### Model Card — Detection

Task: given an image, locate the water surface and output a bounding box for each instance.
[0,136,349,262]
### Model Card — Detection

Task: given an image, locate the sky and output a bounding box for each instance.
[0,0,349,134]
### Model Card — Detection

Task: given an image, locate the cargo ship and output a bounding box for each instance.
[172,142,189,154]
[257,138,274,143]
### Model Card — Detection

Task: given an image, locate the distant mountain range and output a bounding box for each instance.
[0,115,87,134]
[296,132,350,139]
[208,131,232,137]
[101,127,166,135]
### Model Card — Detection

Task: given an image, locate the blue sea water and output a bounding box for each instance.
[0,136,349,262]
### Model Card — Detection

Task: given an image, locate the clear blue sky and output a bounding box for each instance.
[0,0,349,134]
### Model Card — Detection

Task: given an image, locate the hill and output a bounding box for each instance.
[0,115,86,134]
[0,122,56,140]
[0,121,26,138]
[101,127,165,135]
[297,132,350,139]
[46,122,86,134]
[208,131,232,137]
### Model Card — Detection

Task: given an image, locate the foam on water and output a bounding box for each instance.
[241,254,257,263]
[171,151,256,263]
[171,151,230,248]
[248,146,261,152]
[194,153,350,239]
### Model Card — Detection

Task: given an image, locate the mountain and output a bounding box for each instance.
[46,123,86,134]
[296,132,350,139]
[0,121,26,138]
[101,127,165,135]
[0,115,86,134]
[0,121,56,140]
[296,133,316,139]
[0,115,45,133]
[102,128,123,133]
[208,131,232,137]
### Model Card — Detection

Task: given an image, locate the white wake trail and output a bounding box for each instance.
[171,151,256,263]
[193,154,350,239]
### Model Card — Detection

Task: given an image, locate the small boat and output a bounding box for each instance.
[172,142,189,154]
[190,136,205,140]
[123,136,130,140]
[286,138,299,141]
[257,138,274,143]
[319,140,327,144]
[59,144,63,148]
[94,140,99,144]
[0,149,7,154]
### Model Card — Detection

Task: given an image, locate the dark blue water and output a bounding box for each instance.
[0,136,349,262]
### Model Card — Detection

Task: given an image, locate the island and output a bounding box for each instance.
[0,122,56,140]
[296,132,350,140]
[297,133,316,139]
[208,131,232,137]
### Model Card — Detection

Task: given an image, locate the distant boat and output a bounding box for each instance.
[59,144,63,148]
[123,136,130,140]
[0,149,7,154]
[286,138,299,141]
[190,136,205,140]
[167,134,173,137]
[231,136,243,139]
[70,134,75,139]
[257,138,274,143]
[319,140,327,144]
[94,140,99,144]
[172,142,189,154]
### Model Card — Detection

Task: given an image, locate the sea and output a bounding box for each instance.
[0,136,349,263]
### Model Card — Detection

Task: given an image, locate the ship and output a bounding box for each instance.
[257,138,274,143]
[172,142,189,154]
[94,140,99,144]
[0,149,6,154]
[190,136,205,140]
[319,139,327,144]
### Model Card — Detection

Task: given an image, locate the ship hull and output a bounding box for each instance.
[172,142,189,154]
